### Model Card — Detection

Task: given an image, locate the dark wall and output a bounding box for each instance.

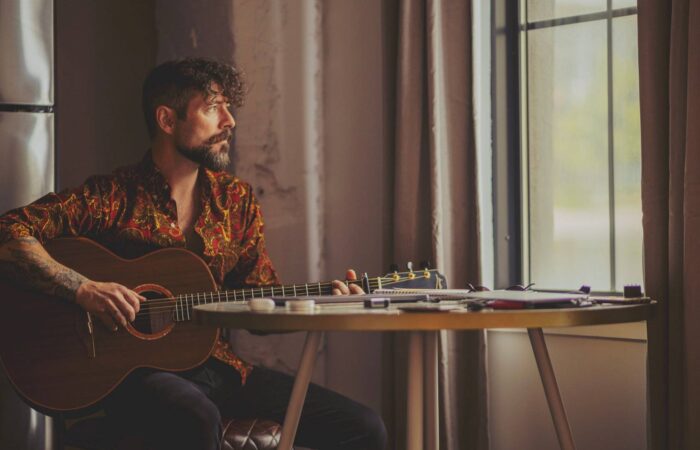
[56,1,157,189]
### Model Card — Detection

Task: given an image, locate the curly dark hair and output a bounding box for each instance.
[141,58,245,137]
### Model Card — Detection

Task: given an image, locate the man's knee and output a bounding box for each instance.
[355,406,387,450]
[141,372,222,449]
[181,400,222,447]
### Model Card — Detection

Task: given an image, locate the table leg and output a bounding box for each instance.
[407,331,424,450]
[278,331,324,450]
[527,328,576,450]
[424,331,439,450]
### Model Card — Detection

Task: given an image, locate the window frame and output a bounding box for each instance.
[491,0,640,294]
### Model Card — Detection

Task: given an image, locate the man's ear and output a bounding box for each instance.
[155,106,177,135]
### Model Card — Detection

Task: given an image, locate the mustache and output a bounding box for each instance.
[206,130,233,145]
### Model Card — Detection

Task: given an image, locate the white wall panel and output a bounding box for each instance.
[0,112,54,214]
[0,0,53,105]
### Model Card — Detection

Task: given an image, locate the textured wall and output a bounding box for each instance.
[155,0,330,381]
[153,0,388,410]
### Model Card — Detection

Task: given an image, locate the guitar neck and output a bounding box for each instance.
[172,278,377,321]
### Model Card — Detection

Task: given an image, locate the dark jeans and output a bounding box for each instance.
[105,358,387,450]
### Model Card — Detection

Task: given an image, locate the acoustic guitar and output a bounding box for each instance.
[0,238,445,414]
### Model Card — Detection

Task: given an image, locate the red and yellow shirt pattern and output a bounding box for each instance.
[0,152,280,384]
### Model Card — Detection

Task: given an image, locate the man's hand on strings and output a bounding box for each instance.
[331,269,365,295]
[76,280,145,331]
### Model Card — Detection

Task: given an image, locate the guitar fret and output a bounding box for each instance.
[167,269,435,321]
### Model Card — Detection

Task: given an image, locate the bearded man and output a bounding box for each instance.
[0,58,387,450]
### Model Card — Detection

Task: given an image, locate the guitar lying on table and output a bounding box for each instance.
[0,237,445,414]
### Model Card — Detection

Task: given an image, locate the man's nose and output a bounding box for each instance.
[222,108,236,129]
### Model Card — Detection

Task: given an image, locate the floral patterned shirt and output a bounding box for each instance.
[0,152,280,384]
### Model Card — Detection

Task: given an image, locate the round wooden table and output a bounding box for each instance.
[194,301,654,450]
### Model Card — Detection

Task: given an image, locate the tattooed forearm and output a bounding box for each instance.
[0,237,87,301]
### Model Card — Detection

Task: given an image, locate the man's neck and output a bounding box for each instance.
[150,140,199,200]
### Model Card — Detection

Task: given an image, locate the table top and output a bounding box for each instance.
[193,301,655,332]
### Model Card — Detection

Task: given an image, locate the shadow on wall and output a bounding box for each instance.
[55,0,157,190]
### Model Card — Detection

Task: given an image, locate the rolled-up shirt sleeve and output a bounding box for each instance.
[0,175,117,246]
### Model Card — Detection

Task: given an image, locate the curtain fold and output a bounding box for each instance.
[638,0,700,448]
[382,0,488,448]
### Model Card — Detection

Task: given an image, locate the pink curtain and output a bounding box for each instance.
[382,0,488,448]
[638,0,700,448]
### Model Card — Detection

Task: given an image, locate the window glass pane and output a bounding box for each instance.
[613,0,637,9]
[527,21,610,290]
[527,0,606,23]
[613,16,643,290]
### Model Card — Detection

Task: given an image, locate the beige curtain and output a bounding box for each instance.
[638,0,700,448]
[382,0,488,448]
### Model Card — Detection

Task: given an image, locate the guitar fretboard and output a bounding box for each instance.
[171,279,373,322]
[137,269,442,322]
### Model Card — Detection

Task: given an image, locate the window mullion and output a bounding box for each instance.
[607,0,617,291]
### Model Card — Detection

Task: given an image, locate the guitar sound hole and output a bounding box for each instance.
[132,290,175,335]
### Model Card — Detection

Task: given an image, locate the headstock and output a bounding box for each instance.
[369,266,447,291]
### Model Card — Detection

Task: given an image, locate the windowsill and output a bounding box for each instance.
[489,321,647,341]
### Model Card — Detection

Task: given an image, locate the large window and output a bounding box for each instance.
[496,0,642,292]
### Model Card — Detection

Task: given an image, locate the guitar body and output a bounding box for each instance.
[0,238,219,413]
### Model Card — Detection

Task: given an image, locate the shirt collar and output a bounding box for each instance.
[138,150,215,202]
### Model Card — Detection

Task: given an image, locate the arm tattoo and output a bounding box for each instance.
[0,237,87,301]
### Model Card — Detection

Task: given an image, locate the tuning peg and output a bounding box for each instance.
[406,261,416,279]
[420,260,431,270]
[389,263,399,273]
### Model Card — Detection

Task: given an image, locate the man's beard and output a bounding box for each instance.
[176,130,232,171]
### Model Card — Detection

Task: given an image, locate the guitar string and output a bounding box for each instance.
[135,279,364,310]
[126,276,421,321]
[126,280,379,326]
[135,282,383,314]
[131,270,431,311]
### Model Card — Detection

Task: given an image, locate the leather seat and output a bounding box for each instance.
[63,416,282,450]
